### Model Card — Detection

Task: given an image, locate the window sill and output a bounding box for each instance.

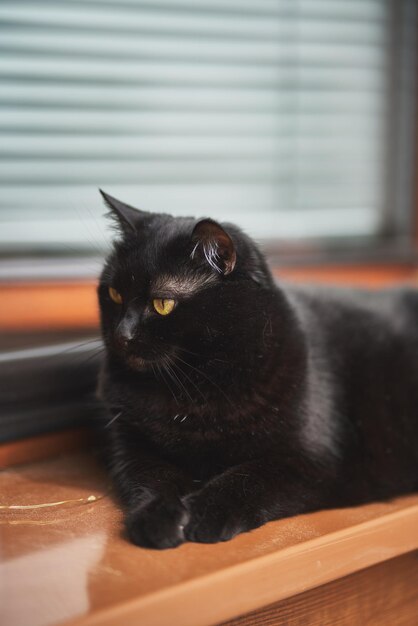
[1,452,418,626]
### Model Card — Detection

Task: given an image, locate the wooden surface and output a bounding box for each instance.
[1,453,418,626]
[0,281,98,330]
[221,552,418,626]
[276,265,418,287]
[0,429,88,469]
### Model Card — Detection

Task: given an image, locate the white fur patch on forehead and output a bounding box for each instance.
[152,272,217,298]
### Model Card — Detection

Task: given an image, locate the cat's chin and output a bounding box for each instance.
[126,354,155,371]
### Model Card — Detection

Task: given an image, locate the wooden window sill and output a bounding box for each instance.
[1,452,417,626]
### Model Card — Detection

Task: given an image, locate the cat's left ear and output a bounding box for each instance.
[99,189,147,234]
[191,219,236,275]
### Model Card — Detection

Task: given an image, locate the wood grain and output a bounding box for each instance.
[221,551,418,626]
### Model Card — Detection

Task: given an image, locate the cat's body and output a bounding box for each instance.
[97,191,418,548]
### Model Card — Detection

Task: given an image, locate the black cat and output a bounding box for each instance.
[97,190,418,549]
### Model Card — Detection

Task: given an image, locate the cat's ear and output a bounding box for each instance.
[191,219,236,275]
[99,189,146,234]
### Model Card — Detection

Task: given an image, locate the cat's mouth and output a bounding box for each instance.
[125,349,176,372]
[117,339,179,372]
[118,339,164,371]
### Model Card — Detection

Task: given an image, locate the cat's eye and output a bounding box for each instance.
[153,298,175,316]
[108,287,123,304]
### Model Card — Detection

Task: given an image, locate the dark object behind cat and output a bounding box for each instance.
[97,190,418,549]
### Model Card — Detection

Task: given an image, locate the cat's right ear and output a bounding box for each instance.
[99,189,147,234]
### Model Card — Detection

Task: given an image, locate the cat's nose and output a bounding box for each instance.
[115,314,137,348]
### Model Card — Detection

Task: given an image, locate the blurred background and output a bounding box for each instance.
[0,0,417,443]
[1,0,417,264]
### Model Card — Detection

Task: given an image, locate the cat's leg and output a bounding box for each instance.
[106,427,194,549]
[183,456,333,543]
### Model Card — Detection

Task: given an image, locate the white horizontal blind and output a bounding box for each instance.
[0,0,404,250]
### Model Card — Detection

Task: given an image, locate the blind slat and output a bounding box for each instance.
[0,0,412,245]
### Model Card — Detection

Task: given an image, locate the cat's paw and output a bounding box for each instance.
[182,491,257,544]
[125,496,189,549]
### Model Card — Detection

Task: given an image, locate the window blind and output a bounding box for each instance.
[0,0,415,251]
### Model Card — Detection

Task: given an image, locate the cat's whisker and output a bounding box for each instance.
[162,363,183,405]
[53,337,102,358]
[164,358,194,404]
[57,239,103,267]
[174,345,201,358]
[105,411,123,428]
[46,344,105,371]
[175,345,229,366]
[169,354,207,402]
[170,353,234,408]
[156,361,180,406]
[6,338,103,373]
[69,346,105,370]
[74,201,111,254]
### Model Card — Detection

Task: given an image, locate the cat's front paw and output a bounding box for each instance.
[183,490,260,544]
[126,496,189,549]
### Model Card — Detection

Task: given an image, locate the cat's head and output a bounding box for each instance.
[98,190,274,373]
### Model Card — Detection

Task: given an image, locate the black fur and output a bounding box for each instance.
[97,192,418,549]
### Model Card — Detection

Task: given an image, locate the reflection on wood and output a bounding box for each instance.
[1,453,418,626]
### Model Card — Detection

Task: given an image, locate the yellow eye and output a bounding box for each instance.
[108,287,123,304]
[153,298,175,316]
